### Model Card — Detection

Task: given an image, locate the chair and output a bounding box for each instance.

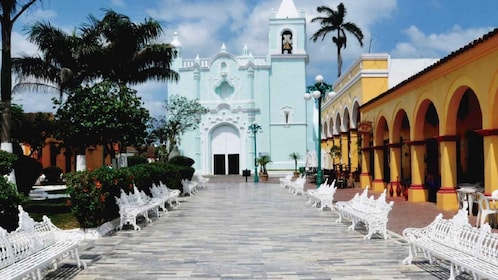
[474,192,498,227]
[456,189,468,211]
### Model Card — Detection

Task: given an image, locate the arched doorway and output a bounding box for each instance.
[455,88,483,184]
[211,125,241,175]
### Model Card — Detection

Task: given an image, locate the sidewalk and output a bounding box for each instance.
[44,175,467,279]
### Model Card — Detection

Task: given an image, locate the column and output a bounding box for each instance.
[350,129,359,173]
[389,142,401,197]
[372,145,385,193]
[476,129,498,195]
[435,135,458,211]
[407,140,427,202]
[360,133,371,189]
[341,132,348,172]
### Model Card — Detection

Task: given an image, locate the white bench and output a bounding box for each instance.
[150,182,180,210]
[115,187,161,230]
[279,173,293,188]
[306,180,337,211]
[402,206,498,280]
[0,206,85,280]
[287,175,306,195]
[195,174,209,189]
[335,187,393,239]
[181,179,198,196]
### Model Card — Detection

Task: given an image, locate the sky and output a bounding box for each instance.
[9,0,497,117]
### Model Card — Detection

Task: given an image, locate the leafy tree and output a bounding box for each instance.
[150,95,208,161]
[0,0,41,146]
[310,2,364,77]
[55,80,150,166]
[13,9,179,98]
[10,104,55,157]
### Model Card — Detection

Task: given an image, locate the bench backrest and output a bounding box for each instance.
[475,225,498,265]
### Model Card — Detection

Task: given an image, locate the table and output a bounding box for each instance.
[456,185,483,216]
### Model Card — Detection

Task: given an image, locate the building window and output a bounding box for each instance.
[282,31,293,54]
[281,106,293,126]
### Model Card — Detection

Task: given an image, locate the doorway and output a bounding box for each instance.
[211,124,241,175]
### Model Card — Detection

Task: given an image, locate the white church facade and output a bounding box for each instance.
[167,0,315,175]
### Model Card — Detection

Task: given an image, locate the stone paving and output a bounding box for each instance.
[45,177,462,280]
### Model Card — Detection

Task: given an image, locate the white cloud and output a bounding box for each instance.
[391,25,494,58]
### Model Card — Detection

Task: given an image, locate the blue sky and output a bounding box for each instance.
[10,0,496,117]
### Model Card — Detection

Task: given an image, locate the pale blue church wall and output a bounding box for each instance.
[267,58,308,170]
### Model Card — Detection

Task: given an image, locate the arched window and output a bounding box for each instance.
[282,30,293,54]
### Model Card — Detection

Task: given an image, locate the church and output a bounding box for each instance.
[167,0,314,175]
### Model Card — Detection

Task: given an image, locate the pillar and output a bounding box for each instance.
[350,129,359,173]
[435,135,458,211]
[407,140,428,202]
[360,133,371,189]
[476,129,498,195]
[389,142,401,197]
[341,132,348,171]
[372,145,385,193]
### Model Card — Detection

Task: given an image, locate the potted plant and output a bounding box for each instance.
[289,152,302,178]
[329,145,341,164]
[257,155,272,182]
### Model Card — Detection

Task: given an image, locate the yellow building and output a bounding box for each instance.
[320,53,436,188]
[328,28,498,211]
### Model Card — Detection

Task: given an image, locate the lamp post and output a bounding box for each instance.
[248,122,262,182]
[304,75,334,187]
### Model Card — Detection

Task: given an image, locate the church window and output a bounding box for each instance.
[282,31,293,54]
[281,106,293,125]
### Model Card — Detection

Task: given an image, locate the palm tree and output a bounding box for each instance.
[0,0,41,148]
[12,21,96,101]
[83,9,179,85]
[12,9,180,170]
[310,2,364,77]
[289,152,301,172]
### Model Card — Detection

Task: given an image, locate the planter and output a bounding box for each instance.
[259,173,269,182]
[293,171,300,178]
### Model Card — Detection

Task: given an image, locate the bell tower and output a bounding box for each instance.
[266,0,311,169]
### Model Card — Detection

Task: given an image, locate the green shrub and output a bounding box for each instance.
[0,176,26,232]
[65,162,190,228]
[0,150,17,176]
[14,155,43,196]
[169,155,194,167]
[127,156,148,167]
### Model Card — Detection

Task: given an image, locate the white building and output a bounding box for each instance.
[167,0,314,175]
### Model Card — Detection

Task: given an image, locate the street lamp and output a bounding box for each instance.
[248,122,262,182]
[304,75,335,186]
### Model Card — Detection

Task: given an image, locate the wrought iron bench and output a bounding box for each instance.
[306,180,337,211]
[181,179,198,196]
[335,187,393,239]
[0,206,85,280]
[150,182,180,210]
[402,206,498,280]
[115,187,161,230]
[288,175,306,195]
[279,173,293,188]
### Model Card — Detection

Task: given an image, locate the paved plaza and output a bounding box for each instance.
[46,176,461,280]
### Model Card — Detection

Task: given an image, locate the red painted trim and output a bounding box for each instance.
[360,172,370,176]
[434,135,458,142]
[372,145,385,150]
[475,128,498,136]
[387,143,402,148]
[409,184,424,189]
[438,187,456,194]
[373,179,384,183]
[406,140,425,146]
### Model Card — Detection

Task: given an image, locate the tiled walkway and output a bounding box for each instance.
[46,176,463,280]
